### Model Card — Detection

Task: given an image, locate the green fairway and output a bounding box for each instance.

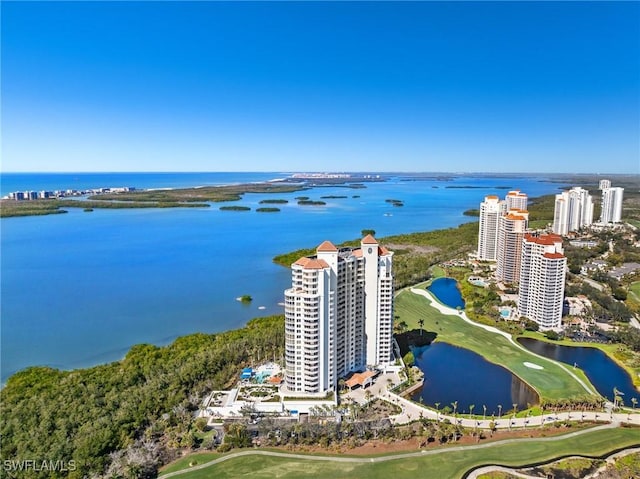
[395,288,598,401]
[162,426,640,479]
[160,453,221,475]
[629,281,640,306]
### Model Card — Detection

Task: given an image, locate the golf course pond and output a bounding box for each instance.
[518,337,639,402]
[427,277,465,309]
[411,342,538,415]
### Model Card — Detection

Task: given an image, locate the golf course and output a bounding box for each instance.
[160,425,640,478]
[395,284,599,402]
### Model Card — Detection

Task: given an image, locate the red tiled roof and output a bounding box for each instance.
[294,257,311,267]
[317,240,338,252]
[378,246,390,255]
[305,259,329,269]
[345,370,375,388]
[362,234,378,244]
[352,249,363,257]
[543,252,565,259]
[524,234,563,246]
[486,195,499,200]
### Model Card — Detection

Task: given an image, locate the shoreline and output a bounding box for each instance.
[0,174,384,218]
[3,173,638,384]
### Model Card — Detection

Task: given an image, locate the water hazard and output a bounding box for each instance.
[411,342,538,415]
[518,337,639,402]
[427,277,465,309]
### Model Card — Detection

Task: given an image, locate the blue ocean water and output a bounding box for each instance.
[0,173,564,382]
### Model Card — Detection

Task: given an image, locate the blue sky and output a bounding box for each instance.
[2,1,639,173]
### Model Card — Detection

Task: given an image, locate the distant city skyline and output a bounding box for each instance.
[2,1,639,174]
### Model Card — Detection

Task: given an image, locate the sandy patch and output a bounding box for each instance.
[523,362,544,370]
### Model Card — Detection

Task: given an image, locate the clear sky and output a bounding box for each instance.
[2,1,639,173]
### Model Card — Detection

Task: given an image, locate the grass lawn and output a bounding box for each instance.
[518,330,640,389]
[395,288,597,401]
[431,265,446,279]
[168,426,640,479]
[629,281,640,307]
[160,452,221,475]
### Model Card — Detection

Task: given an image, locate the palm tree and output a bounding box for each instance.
[613,387,623,411]
[469,404,476,434]
[435,402,440,421]
[418,318,425,336]
[452,401,458,420]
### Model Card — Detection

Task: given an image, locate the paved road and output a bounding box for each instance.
[160,423,625,478]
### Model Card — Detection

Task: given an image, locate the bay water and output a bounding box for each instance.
[1,173,563,382]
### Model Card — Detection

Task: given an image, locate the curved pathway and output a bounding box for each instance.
[161,423,623,478]
[408,287,598,395]
[467,446,640,479]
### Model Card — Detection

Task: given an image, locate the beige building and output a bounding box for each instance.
[518,234,567,329]
[496,210,529,284]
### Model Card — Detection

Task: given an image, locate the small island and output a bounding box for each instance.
[256,207,280,213]
[298,200,326,206]
[220,206,251,212]
[386,198,404,207]
[237,295,252,303]
[259,199,289,204]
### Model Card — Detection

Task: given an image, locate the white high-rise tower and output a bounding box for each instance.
[600,187,624,224]
[284,236,393,394]
[477,196,505,261]
[552,187,594,235]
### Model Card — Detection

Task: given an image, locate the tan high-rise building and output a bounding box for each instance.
[284,235,393,394]
[518,234,566,329]
[496,210,529,283]
[505,190,528,211]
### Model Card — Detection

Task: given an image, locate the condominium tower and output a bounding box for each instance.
[505,190,528,211]
[518,234,566,329]
[477,196,506,261]
[599,179,611,190]
[600,186,624,224]
[552,187,594,235]
[496,210,529,284]
[284,235,394,394]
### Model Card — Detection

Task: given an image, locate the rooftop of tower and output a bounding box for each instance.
[293,257,330,269]
[524,233,563,245]
[361,234,378,244]
[316,240,338,252]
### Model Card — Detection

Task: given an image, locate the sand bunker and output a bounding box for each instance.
[523,362,544,370]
